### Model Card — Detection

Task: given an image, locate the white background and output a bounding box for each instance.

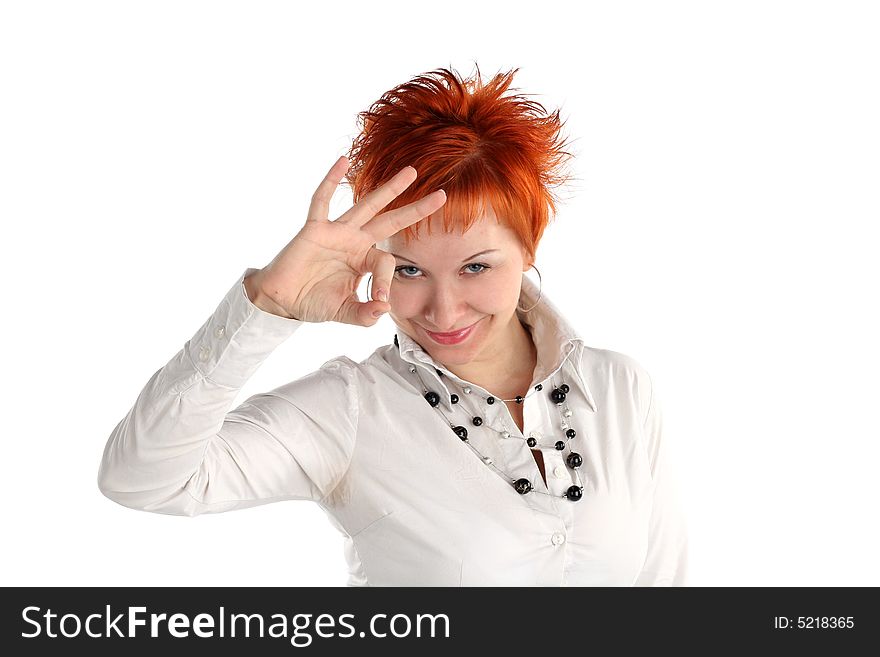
[1,0,877,586]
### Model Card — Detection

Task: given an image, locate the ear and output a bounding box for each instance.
[520,244,533,271]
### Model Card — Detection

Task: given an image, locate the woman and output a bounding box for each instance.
[97,66,688,586]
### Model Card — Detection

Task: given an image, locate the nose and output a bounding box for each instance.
[423,283,471,332]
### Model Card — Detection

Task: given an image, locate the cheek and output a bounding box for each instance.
[478,278,519,311]
[387,286,422,318]
[480,268,525,311]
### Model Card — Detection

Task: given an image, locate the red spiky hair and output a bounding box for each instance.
[343,63,575,265]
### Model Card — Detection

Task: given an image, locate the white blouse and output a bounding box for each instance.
[97,267,688,586]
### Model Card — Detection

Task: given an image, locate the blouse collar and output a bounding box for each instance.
[392,274,597,414]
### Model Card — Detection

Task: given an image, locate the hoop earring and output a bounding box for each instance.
[517,264,542,313]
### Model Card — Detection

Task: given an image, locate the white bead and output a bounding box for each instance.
[463,387,472,394]
[482,456,493,464]
[502,431,510,438]
[409,366,416,373]
[564,409,572,417]
[561,423,569,430]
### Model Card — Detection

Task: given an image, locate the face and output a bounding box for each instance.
[378,202,533,370]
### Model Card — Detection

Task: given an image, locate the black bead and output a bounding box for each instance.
[513,478,533,494]
[566,429,576,439]
[453,425,468,440]
[393,334,399,347]
[450,394,459,404]
[560,384,570,394]
[550,388,566,404]
[567,452,583,469]
[527,436,537,447]
[565,485,583,501]
[555,440,565,450]
[472,416,483,426]
[424,391,440,407]
[486,396,495,404]
[535,383,543,391]
[515,395,524,404]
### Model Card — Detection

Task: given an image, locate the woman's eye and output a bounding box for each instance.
[395,266,421,277]
[393,263,491,279]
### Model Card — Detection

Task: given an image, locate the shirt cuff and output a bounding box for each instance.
[184,267,306,388]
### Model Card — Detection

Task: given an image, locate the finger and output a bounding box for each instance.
[338,165,418,228]
[365,246,396,305]
[336,248,395,327]
[337,288,389,328]
[362,188,447,244]
[307,155,350,223]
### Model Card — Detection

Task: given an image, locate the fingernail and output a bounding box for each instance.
[377,288,388,302]
[372,309,384,318]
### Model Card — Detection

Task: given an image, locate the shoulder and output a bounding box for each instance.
[297,342,407,391]
[577,344,655,424]
[264,355,366,412]
[314,354,377,390]
[580,344,652,381]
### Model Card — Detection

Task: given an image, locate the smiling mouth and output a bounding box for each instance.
[421,318,483,344]
[423,320,480,337]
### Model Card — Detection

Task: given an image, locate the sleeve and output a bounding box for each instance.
[96,267,359,517]
[633,370,689,586]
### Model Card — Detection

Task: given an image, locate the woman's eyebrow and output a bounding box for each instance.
[392,249,500,264]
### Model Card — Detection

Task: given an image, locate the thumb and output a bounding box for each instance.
[342,247,395,327]
[366,246,396,306]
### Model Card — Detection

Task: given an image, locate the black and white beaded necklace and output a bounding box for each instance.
[394,333,586,501]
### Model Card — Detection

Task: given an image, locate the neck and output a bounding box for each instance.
[446,315,538,398]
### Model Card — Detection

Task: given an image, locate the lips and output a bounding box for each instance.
[422,318,481,345]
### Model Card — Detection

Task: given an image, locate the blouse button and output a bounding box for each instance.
[198,345,211,362]
[214,326,226,338]
[551,532,566,546]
